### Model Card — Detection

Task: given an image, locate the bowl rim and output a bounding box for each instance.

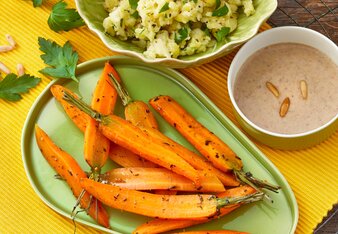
[228,26,338,139]
[75,0,278,66]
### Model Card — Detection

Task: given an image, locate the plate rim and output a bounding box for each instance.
[21,55,298,234]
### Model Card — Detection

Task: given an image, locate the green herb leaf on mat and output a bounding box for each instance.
[215,27,230,42]
[129,0,139,10]
[38,37,79,82]
[159,2,169,13]
[32,0,43,7]
[48,1,85,32]
[212,4,229,17]
[0,74,41,102]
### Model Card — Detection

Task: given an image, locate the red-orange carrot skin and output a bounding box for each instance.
[149,95,243,172]
[133,186,256,234]
[101,167,225,192]
[125,101,159,129]
[84,62,119,170]
[80,178,217,219]
[99,115,201,185]
[35,125,110,228]
[173,231,249,234]
[109,143,158,168]
[138,126,239,187]
[50,85,89,132]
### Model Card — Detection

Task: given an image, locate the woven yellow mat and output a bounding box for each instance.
[0,1,337,233]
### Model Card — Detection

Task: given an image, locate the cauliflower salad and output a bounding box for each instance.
[103,0,255,59]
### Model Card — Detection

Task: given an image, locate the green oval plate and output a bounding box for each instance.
[22,56,298,234]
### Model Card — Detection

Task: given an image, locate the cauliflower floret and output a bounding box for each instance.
[180,28,212,56]
[137,0,180,40]
[175,1,204,23]
[103,0,137,40]
[242,0,255,16]
[104,0,119,11]
[202,0,216,8]
[144,31,180,58]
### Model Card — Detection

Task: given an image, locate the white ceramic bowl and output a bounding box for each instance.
[228,26,338,150]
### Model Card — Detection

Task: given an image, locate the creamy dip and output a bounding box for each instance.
[234,43,338,134]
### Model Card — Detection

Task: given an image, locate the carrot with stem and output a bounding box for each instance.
[149,95,281,195]
[109,73,239,187]
[80,178,263,219]
[35,125,110,228]
[84,62,120,180]
[133,185,256,234]
[61,88,201,185]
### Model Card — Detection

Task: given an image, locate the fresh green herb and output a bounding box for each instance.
[175,27,189,44]
[204,28,211,37]
[159,2,169,13]
[0,74,41,101]
[131,11,140,18]
[193,0,198,3]
[38,37,79,82]
[215,0,221,9]
[32,0,43,7]
[48,1,85,32]
[215,27,230,42]
[129,0,139,10]
[212,4,229,17]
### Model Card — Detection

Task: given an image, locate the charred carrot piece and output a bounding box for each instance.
[101,167,225,192]
[133,185,256,234]
[80,178,263,219]
[109,74,238,187]
[62,89,201,185]
[35,125,110,228]
[149,95,242,172]
[173,231,248,234]
[84,62,120,178]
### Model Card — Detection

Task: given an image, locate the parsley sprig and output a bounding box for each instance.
[0,74,41,101]
[48,1,85,32]
[38,37,79,82]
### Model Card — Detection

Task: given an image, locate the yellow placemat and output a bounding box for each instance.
[0,1,337,233]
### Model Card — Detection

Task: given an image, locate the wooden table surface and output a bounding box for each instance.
[268,1,338,233]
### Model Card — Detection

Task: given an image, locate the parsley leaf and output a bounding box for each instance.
[215,0,221,9]
[175,27,189,44]
[212,4,229,17]
[38,37,79,82]
[215,27,230,42]
[159,2,169,13]
[32,0,43,7]
[0,74,41,101]
[48,1,85,32]
[129,0,139,10]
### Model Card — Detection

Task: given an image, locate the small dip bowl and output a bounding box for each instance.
[228,26,338,150]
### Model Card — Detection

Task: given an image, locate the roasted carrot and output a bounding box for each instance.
[34,125,110,228]
[149,95,242,172]
[51,85,89,132]
[108,74,238,187]
[173,231,248,234]
[101,167,225,192]
[84,62,120,178]
[62,88,201,185]
[109,143,158,168]
[133,185,256,234]
[80,178,262,219]
[124,101,159,129]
